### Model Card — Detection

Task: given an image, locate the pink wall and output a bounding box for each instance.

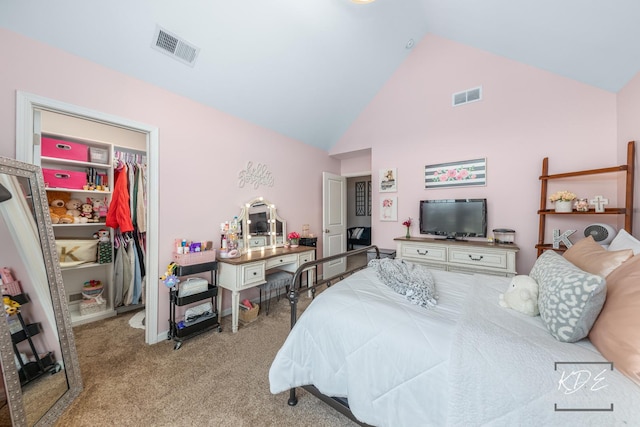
[0,29,339,335]
[333,34,620,273]
[616,72,640,232]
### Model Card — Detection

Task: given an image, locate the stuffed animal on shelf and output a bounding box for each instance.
[3,296,20,315]
[93,229,110,242]
[91,197,108,222]
[81,200,96,222]
[46,190,74,224]
[65,198,88,223]
[499,275,540,316]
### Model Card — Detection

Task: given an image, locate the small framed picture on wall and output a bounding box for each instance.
[380,196,397,221]
[379,168,397,192]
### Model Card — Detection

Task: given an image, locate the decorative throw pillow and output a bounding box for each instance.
[563,235,633,278]
[589,254,640,384]
[530,250,606,343]
[607,229,640,255]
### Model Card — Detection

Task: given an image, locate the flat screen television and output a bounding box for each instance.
[419,199,487,240]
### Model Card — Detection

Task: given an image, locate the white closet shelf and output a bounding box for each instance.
[41,156,110,169]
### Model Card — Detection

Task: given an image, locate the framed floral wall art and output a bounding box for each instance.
[379,168,397,192]
[424,158,486,189]
[380,196,397,221]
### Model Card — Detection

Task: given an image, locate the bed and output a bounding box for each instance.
[269,244,640,426]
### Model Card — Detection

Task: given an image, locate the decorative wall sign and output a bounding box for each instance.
[238,161,274,189]
[380,196,397,221]
[425,158,486,189]
[379,168,397,192]
[355,181,366,216]
[553,229,576,249]
[367,181,372,216]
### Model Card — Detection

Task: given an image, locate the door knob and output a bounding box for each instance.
[324,229,330,233]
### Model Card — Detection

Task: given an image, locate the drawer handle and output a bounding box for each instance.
[253,272,257,276]
[416,249,429,255]
[56,143,72,151]
[468,255,484,261]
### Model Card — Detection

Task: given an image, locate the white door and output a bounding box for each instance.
[322,172,347,279]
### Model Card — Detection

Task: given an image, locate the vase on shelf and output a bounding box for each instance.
[574,198,589,212]
[554,200,573,213]
[290,239,299,248]
[405,228,411,239]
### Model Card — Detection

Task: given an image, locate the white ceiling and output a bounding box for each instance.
[2,0,640,151]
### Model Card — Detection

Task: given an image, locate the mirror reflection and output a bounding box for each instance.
[239,197,286,250]
[0,157,82,427]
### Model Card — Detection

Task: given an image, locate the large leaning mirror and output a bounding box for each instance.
[0,157,82,427]
[239,197,286,250]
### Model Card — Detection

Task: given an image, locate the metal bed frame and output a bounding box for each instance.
[285,245,379,427]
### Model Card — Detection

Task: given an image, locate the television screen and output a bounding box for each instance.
[419,199,487,239]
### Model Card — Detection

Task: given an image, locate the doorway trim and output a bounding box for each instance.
[15,91,160,344]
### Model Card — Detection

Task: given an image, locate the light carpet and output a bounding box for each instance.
[55,293,359,427]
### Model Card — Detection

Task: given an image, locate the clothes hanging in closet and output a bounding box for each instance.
[106,162,134,233]
[110,156,147,308]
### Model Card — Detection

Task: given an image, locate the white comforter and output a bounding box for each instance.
[269,267,640,426]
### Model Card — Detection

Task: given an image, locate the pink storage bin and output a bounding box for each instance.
[41,137,89,162]
[43,168,87,190]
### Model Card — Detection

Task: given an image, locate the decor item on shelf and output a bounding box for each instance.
[574,198,589,212]
[288,231,300,247]
[590,195,609,213]
[402,217,412,238]
[552,229,576,249]
[549,190,576,212]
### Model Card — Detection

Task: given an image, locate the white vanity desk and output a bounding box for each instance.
[217,245,315,332]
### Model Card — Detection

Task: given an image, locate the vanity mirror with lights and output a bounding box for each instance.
[238,197,286,250]
[0,157,82,427]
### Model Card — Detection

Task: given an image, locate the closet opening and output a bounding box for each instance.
[15,91,160,344]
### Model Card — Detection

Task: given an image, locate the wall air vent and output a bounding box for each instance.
[152,26,200,67]
[452,86,482,107]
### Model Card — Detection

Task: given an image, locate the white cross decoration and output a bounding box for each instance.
[553,229,576,249]
[590,195,609,213]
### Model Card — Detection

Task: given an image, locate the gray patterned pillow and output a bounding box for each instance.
[530,250,606,343]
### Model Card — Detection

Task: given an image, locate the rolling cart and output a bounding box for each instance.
[9,294,61,386]
[168,261,221,350]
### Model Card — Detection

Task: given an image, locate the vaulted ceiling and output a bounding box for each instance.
[2,0,639,151]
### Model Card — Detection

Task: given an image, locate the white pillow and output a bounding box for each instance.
[608,229,640,255]
[354,227,364,239]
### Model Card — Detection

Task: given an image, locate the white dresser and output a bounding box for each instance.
[217,246,315,332]
[394,237,519,277]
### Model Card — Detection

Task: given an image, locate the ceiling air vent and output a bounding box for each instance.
[152,26,200,67]
[452,86,482,107]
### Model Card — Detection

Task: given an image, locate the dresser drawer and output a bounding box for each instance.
[248,236,268,248]
[241,263,265,286]
[448,248,507,269]
[265,254,297,270]
[400,243,447,262]
[297,251,315,265]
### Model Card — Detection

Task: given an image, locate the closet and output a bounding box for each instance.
[38,111,148,326]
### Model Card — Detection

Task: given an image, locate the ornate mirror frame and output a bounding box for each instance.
[240,197,286,250]
[0,157,82,426]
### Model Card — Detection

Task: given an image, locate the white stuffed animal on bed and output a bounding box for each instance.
[498,275,540,316]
